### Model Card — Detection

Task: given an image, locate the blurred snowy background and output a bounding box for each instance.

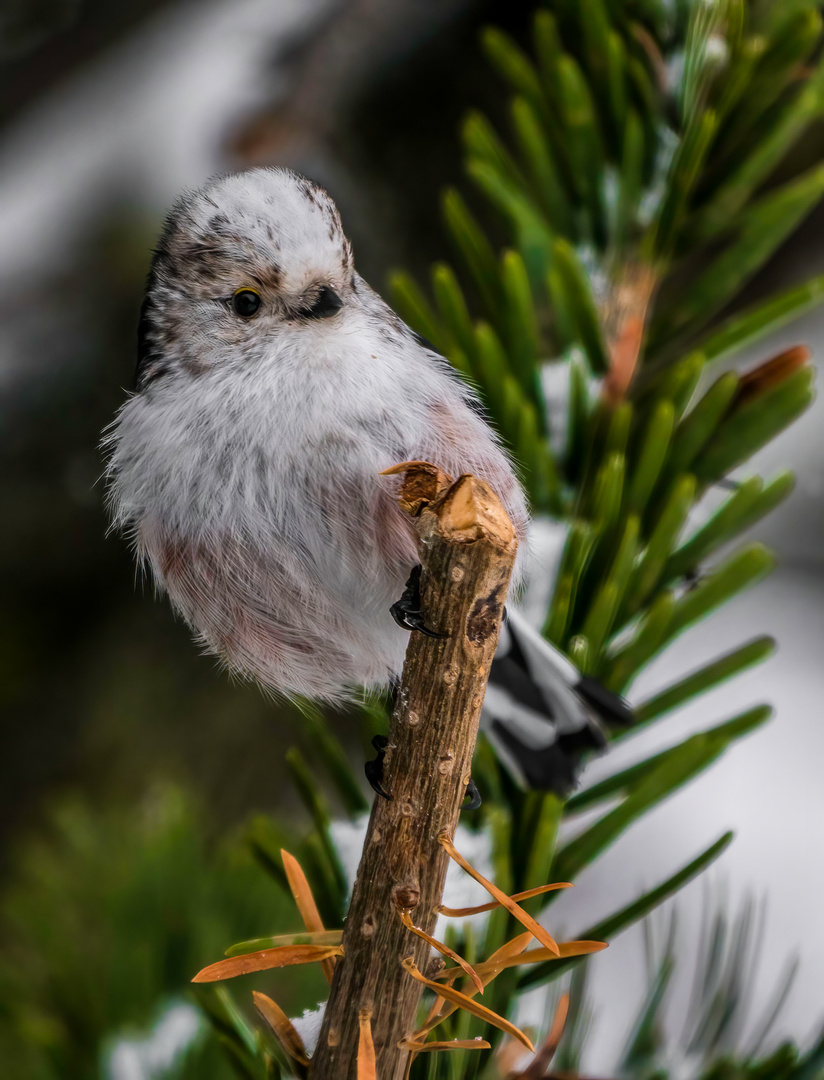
[1,0,822,1075]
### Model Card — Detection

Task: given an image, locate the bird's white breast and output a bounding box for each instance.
[106,304,528,700]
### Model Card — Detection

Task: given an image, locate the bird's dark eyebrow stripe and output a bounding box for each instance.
[135,292,161,390]
[134,254,172,391]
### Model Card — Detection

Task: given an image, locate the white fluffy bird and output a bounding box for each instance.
[105,167,630,795]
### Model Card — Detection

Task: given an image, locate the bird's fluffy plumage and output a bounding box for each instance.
[105,168,529,701]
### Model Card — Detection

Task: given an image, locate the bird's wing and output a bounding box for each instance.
[482,607,633,794]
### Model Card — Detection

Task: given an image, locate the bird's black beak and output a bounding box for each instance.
[299,286,343,319]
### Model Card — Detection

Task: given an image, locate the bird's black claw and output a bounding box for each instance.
[390,602,445,638]
[463,778,482,811]
[390,565,447,639]
[365,734,393,800]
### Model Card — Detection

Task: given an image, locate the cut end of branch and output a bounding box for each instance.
[379,460,453,514]
[436,475,518,550]
[381,462,518,552]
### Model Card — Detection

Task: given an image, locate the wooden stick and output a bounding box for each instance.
[309,465,517,1080]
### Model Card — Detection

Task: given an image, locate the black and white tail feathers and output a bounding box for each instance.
[483,608,633,795]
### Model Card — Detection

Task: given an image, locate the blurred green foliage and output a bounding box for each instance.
[0,786,324,1080]
[551,900,824,1080]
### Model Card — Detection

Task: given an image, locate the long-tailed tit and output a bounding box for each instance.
[104,168,631,795]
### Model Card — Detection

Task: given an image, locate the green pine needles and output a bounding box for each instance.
[197,1,824,1077]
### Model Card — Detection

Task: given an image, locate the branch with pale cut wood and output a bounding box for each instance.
[310,462,519,1080]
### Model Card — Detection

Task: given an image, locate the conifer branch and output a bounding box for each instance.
[309,464,517,1080]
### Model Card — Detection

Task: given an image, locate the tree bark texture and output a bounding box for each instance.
[309,465,517,1080]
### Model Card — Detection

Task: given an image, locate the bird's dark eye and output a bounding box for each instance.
[300,285,343,319]
[232,289,261,317]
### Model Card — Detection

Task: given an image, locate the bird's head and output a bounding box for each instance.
[136,168,356,388]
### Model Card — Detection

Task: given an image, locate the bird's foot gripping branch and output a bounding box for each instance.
[192,465,606,1080]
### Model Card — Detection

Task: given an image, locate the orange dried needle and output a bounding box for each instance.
[225,929,342,956]
[402,956,534,1052]
[439,931,534,986]
[518,994,570,1079]
[399,1038,491,1053]
[497,939,608,972]
[397,908,484,994]
[192,943,343,983]
[281,848,335,984]
[438,881,573,918]
[253,991,310,1068]
[416,932,533,1040]
[439,833,560,956]
[358,1010,377,1080]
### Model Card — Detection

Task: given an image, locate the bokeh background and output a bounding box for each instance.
[1,0,823,1075]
